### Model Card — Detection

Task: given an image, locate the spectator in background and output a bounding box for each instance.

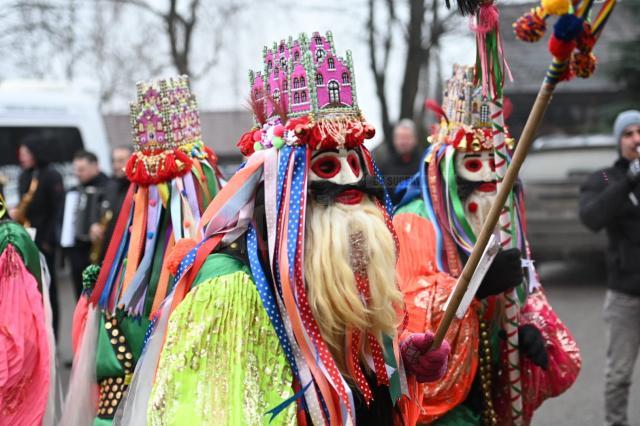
[64,150,109,298]
[89,146,132,259]
[374,119,422,204]
[579,110,640,426]
[10,136,65,335]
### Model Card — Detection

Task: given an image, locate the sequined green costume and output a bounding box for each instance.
[148,253,294,425]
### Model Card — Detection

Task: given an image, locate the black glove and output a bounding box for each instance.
[475,248,523,299]
[627,158,640,184]
[518,324,549,370]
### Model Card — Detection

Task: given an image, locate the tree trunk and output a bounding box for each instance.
[399,0,426,121]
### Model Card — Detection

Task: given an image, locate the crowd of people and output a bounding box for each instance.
[0,25,637,426]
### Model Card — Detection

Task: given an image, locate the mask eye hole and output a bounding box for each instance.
[311,155,341,178]
[464,159,483,173]
[347,152,361,176]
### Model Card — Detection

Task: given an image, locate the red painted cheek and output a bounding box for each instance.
[468,202,478,214]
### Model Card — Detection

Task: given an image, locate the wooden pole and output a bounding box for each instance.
[432,82,554,348]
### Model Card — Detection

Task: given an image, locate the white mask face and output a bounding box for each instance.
[309,148,363,185]
[464,188,496,235]
[454,151,495,182]
[455,151,497,235]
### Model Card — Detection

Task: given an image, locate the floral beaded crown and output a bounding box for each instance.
[126,75,211,185]
[237,31,375,156]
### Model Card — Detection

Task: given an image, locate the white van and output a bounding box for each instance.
[0,80,111,207]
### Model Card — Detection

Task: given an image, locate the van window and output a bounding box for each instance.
[0,126,84,166]
[0,126,84,206]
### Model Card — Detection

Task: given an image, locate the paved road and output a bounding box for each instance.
[56,260,640,425]
[533,261,640,426]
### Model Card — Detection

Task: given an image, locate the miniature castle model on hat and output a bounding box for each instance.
[126,75,212,185]
[238,31,375,156]
[430,64,513,152]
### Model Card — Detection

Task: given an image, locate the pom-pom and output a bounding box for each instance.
[576,22,596,53]
[553,14,583,41]
[272,136,285,149]
[236,130,255,157]
[548,35,576,60]
[166,238,198,275]
[125,148,192,186]
[253,141,264,152]
[82,264,101,294]
[541,0,570,16]
[571,51,597,78]
[273,124,285,138]
[364,123,376,139]
[513,8,546,42]
[252,130,263,142]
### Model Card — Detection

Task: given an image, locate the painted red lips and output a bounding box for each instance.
[335,189,364,205]
[477,182,497,192]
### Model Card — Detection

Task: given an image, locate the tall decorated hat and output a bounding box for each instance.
[428,64,514,152]
[237,31,376,156]
[126,75,216,185]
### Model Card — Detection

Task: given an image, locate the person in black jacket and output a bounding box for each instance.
[374,119,423,205]
[579,109,640,426]
[66,150,109,298]
[11,135,65,335]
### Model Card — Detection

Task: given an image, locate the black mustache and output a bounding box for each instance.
[308,178,385,205]
[455,177,521,201]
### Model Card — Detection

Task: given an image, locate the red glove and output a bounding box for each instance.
[401,332,451,383]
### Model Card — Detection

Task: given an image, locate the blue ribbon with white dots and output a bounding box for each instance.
[246,225,299,379]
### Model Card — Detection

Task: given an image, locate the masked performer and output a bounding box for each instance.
[394,64,581,425]
[61,75,222,426]
[118,31,450,426]
[0,194,58,425]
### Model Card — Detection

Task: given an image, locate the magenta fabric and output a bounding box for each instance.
[494,289,582,423]
[0,244,50,425]
[401,332,451,383]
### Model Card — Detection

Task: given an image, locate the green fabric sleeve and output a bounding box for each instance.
[395,198,429,219]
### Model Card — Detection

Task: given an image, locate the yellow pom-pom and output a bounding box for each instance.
[541,0,570,15]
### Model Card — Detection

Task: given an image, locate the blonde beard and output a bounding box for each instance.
[304,196,402,374]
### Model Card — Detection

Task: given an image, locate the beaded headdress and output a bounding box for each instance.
[237,31,375,156]
[126,75,211,185]
[429,64,513,152]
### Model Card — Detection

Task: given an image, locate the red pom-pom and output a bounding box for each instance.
[571,51,597,78]
[576,22,596,53]
[364,123,376,139]
[252,130,263,142]
[273,124,285,137]
[236,130,256,157]
[514,9,546,43]
[166,238,198,275]
[548,35,575,60]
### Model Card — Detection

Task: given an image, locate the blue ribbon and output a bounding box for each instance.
[246,225,299,379]
[265,381,312,423]
[99,208,133,308]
